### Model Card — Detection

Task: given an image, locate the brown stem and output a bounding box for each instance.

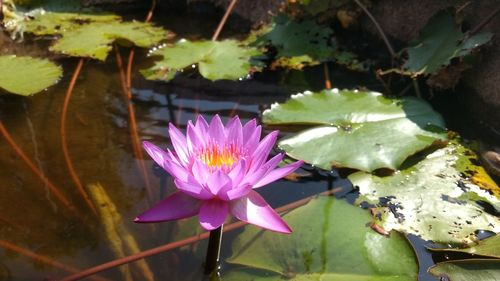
[469,5,500,36]
[60,58,97,215]
[323,63,332,89]
[115,47,153,203]
[212,0,238,41]
[0,240,110,281]
[353,0,395,58]
[0,121,80,216]
[59,188,341,281]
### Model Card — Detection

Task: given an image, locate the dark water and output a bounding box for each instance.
[0,7,455,281]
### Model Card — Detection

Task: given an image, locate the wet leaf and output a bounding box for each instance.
[50,21,166,60]
[404,10,492,75]
[350,142,500,244]
[429,259,500,281]
[0,55,62,96]
[262,89,446,172]
[225,197,418,281]
[253,14,338,69]
[141,39,261,81]
[429,234,500,259]
[22,11,120,36]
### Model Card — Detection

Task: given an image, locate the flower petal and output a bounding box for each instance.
[134,191,201,223]
[195,115,209,135]
[244,124,261,152]
[191,159,210,184]
[168,123,189,165]
[206,170,231,195]
[230,191,291,233]
[253,160,304,188]
[227,159,246,187]
[208,115,226,142]
[249,130,278,173]
[186,120,205,152]
[143,141,189,181]
[242,119,256,140]
[223,184,252,201]
[226,116,243,145]
[199,200,229,230]
[174,178,213,200]
[241,154,283,186]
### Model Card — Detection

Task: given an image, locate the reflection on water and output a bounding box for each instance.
[0,52,333,280]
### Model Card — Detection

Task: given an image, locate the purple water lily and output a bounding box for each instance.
[135,115,303,233]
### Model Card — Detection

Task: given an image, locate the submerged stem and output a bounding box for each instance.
[60,58,97,215]
[0,121,79,217]
[204,225,223,275]
[212,0,238,41]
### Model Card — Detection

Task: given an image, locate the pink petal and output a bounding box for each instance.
[186,120,205,152]
[226,116,243,145]
[143,141,189,181]
[174,178,213,200]
[242,119,257,140]
[191,159,210,184]
[230,191,291,233]
[134,191,201,223]
[245,125,262,152]
[241,154,283,186]
[206,170,231,195]
[143,141,170,169]
[223,184,252,201]
[253,160,304,188]
[208,115,226,142]
[195,115,209,135]
[227,159,246,187]
[199,200,229,230]
[168,123,189,165]
[249,130,278,173]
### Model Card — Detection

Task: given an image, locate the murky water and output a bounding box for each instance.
[0,7,453,280]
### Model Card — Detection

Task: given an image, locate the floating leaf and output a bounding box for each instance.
[252,14,337,69]
[262,89,446,172]
[350,142,500,244]
[429,259,500,281]
[225,197,418,281]
[50,21,166,60]
[0,55,62,96]
[22,11,120,36]
[141,39,261,81]
[430,234,500,259]
[404,10,492,75]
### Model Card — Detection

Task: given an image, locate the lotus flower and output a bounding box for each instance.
[135,115,303,233]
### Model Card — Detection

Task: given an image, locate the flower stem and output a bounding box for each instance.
[204,225,223,275]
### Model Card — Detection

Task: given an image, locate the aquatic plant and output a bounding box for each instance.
[135,115,303,233]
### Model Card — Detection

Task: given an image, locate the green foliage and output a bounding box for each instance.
[141,39,262,81]
[262,89,446,171]
[18,11,166,60]
[429,260,500,281]
[430,234,500,259]
[0,55,62,96]
[350,141,500,244]
[225,197,418,281]
[404,10,492,76]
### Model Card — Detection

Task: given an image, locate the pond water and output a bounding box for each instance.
[0,6,472,281]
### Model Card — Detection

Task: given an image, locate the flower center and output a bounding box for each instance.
[197,142,243,171]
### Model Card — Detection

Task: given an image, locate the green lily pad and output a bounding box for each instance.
[350,142,500,244]
[262,89,446,171]
[429,235,500,259]
[0,55,62,96]
[404,10,492,75]
[22,11,120,36]
[50,21,166,60]
[141,39,261,81]
[252,13,338,69]
[429,259,500,281]
[225,197,418,281]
